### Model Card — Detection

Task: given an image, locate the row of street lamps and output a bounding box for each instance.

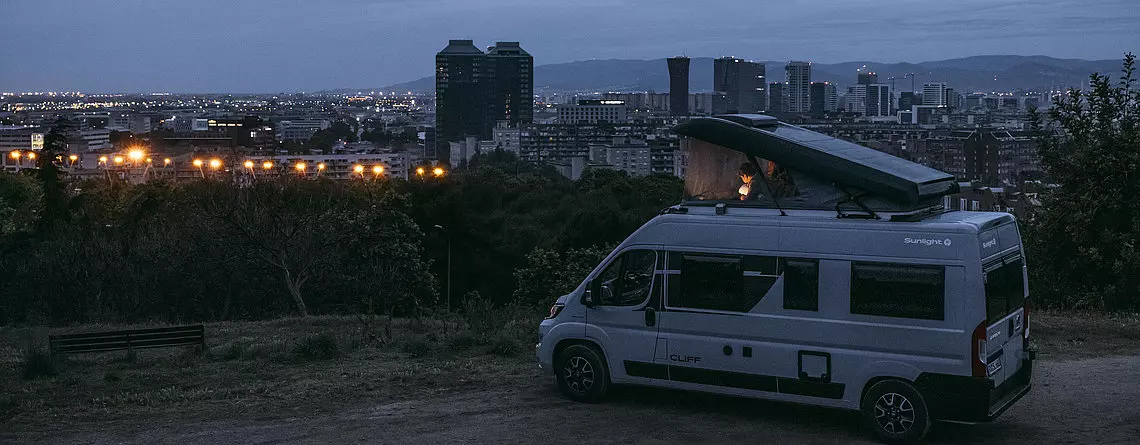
[8,149,449,181]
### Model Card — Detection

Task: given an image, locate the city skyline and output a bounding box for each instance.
[1,0,1137,93]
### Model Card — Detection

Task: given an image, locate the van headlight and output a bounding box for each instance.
[545,303,565,319]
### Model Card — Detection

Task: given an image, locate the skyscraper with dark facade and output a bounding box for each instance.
[435,40,534,161]
[667,57,690,116]
[768,82,786,113]
[810,82,837,114]
[485,42,533,129]
[713,57,766,114]
[436,40,486,160]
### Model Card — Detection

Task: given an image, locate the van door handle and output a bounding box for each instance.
[645,307,656,327]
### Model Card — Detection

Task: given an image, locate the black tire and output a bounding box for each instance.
[861,379,931,444]
[555,344,610,403]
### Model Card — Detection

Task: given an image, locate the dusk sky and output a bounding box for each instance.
[2,0,1137,93]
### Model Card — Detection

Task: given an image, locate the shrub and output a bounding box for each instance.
[292,333,340,361]
[398,336,432,357]
[487,334,525,357]
[445,331,482,352]
[20,347,57,380]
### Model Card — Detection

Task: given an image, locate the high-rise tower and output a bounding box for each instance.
[785,61,812,113]
[668,57,690,116]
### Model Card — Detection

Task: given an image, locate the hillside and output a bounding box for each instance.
[380,55,1119,94]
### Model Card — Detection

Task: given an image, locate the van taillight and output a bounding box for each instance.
[972,320,987,378]
[1023,304,1030,340]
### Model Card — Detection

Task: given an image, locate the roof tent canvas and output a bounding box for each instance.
[674,114,959,213]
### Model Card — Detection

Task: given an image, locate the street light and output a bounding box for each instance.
[434,224,451,311]
[432,167,444,177]
[295,162,306,175]
[244,160,255,169]
[163,158,172,166]
[262,161,274,170]
[27,152,36,161]
[113,156,125,165]
[317,162,326,174]
[98,156,108,165]
[209,159,222,170]
[9,151,20,160]
[193,159,205,178]
[68,154,78,165]
[128,149,145,162]
[372,165,383,179]
[416,167,425,177]
[353,164,365,178]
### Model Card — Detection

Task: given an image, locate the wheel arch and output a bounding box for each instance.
[855,360,924,406]
[553,338,607,364]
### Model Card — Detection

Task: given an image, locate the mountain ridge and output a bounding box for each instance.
[372,55,1121,94]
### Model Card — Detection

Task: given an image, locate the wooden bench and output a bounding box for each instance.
[49,325,206,356]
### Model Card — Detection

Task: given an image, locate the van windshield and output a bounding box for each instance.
[984,254,1026,325]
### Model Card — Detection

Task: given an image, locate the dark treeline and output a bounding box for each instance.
[2,55,1138,324]
[0,150,682,325]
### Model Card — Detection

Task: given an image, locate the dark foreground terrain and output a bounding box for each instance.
[3,313,1139,444]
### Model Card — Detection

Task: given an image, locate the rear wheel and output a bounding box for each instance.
[555,344,610,403]
[861,379,931,444]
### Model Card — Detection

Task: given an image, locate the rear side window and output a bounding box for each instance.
[782,258,819,311]
[851,262,945,320]
[984,254,1025,324]
[667,253,777,312]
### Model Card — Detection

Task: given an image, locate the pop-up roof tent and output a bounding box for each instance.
[674,114,959,217]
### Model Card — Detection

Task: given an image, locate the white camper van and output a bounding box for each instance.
[535,115,1033,443]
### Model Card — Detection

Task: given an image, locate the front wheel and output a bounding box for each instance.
[555,344,610,403]
[861,379,931,444]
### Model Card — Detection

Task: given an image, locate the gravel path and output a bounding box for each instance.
[7,354,1140,444]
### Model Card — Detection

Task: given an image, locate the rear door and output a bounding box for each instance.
[980,223,1027,385]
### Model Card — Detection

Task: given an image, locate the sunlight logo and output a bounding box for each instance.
[904,237,953,247]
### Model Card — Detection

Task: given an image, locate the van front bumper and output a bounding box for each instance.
[915,356,1033,423]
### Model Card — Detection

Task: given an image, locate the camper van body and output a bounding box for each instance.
[537,206,1032,431]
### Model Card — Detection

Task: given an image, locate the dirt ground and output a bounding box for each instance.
[5,352,1140,445]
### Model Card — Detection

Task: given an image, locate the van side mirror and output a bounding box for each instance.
[582,286,597,308]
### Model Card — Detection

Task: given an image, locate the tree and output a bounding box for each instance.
[513,245,613,305]
[189,179,361,316]
[1028,53,1140,310]
[35,117,72,231]
[0,173,42,238]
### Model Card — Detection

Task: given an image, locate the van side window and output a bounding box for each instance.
[667,253,776,312]
[782,258,819,311]
[850,262,945,320]
[596,250,657,306]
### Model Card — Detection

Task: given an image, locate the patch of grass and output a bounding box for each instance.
[20,347,58,380]
[243,342,289,361]
[397,335,433,357]
[446,331,483,352]
[1033,310,1140,359]
[487,333,525,357]
[292,332,340,361]
[220,342,247,361]
[0,394,19,420]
